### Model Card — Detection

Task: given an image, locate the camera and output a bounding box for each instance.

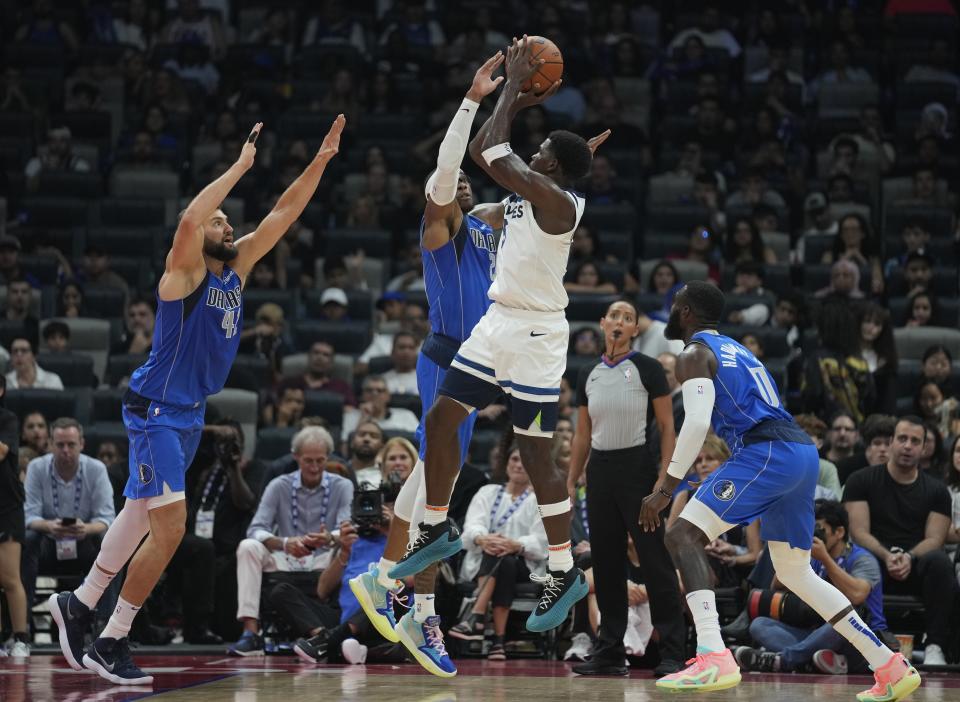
[352,487,385,537]
[813,526,827,543]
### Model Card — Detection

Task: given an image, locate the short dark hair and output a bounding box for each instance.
[815,499,849,540]
[683,280,725,326]
[896,414,927,440]
[833,136,859,155]
[828,410,857,429]
[547,130,592,181]
[905,251,933,268]
[861,414,896,443]
[392,331,417,349]
[128,295,156,313]
[42,321,71,341]
[215,417,245,448]
[922,344,952,364]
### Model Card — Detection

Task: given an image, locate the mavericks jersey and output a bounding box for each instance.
[130,266,243,407]
[488,191,585,313]
[691,331,794,451]
[422,212,496,342]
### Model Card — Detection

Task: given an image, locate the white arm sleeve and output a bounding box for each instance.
[666,378,716,480]
[425,97,479,205]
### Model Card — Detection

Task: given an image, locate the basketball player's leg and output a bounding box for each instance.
[389,317,501,579]
[761,444,920,701]
[504,310,587,632]
[657,449,772,691]
[83,419,201,685]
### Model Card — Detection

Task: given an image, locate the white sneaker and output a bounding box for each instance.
[9,641,30,658]
[923,643,946,666]
[341,638,368,664]
[563,632,593,661]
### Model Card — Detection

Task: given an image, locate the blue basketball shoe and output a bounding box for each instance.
[526,567,589,632]
[388,522,462,579]
[348,564,402,643]
[395,611,457,678]
[83,638,154,685]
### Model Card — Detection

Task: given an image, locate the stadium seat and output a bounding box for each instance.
[242,288,298,321]
[889,296,960,328]
[886,267,958,297]
[646,173,693,207]
[23,197,91,228]
[37,172,103,199]
[40,317,111,382]
[83,422,128,457]
[207,388,259,459]
[638,234,689,259]
[293,320,371,355]
[367,355,393,375]
[230,355,274,390]
[99,198,166,227]
[818,83,879,118]
[303,390,345,426]
[390,393,421,418]
[36,352,95,388]
[893,327,960,361]
[6,388,88,425]
[109,169,180,200]
[105,353,149,387]
[566,294,620,322]
[93,388,126,422]
[86,227,162,258]
[255,427,297,461]
[18,255,58,285]
[322,228,391,258]
[82,287,127,319]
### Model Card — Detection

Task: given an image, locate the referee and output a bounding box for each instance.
[567,299,685,675]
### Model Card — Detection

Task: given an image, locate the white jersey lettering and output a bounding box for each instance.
[488,191,585,312]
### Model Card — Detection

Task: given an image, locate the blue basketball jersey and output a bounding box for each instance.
[691,331,794,450]
[130,266,243,407]
[421,213,496,342]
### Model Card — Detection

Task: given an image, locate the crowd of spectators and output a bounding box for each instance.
[0,0,958,670]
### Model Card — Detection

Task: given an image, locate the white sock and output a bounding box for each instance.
[547,541,574,573]
[414,593,436,623]
[376,558,396,588]
[833,610,894,670]
[101,597,141,641]
[686,589,725,652]
[423,504,448,526]
[74,563,115,610]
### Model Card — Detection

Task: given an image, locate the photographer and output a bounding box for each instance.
[279,448,410,665]
[733,500,888,675]
[229,426,353,656]
[164,420,264,643]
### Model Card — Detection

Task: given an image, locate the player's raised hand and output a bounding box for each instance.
[587,129,612,156]
[318,114,346,162]
[467,51,505,101]
[237,122,262,171]
[505,35,541,85]
[513,78,561,111]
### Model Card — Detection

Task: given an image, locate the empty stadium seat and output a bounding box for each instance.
[23,197,91,228]
[93,388,125,422]
[109,170,180,200]
[255,427,297,461]
[105,354,149,387]
[322,228,391,258]
[242,288,298,321]
[36,353,95,388]
[303,390,345,426]
[98,198,166,227]
[7,388,88,425]
[893,327,960,361]
[37,172,103,199]
[566,294,620,322]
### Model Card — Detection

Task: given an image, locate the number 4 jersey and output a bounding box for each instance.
[129,266,243,407]
[690,330,795,450]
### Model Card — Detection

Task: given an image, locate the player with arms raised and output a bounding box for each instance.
[639,281,921,702]
[49,116,345,686]
[388,36,594,634]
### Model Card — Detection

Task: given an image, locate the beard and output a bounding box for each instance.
[664,307,683,340]
[204,239,238,262]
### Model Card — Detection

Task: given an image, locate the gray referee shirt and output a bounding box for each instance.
[576,352,671,450]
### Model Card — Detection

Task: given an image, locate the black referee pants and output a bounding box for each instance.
[586,445,685,663]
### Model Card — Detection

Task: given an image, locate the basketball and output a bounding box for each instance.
[521,36,563,95]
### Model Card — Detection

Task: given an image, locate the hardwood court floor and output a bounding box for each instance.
[1,655,955,702]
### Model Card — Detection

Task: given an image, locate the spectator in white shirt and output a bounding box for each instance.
[382,332,418,396]
[447,438,548,659]
[341,375,419,442]
[5,337,63,390]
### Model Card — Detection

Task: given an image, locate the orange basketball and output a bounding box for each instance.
[521,36,563,95]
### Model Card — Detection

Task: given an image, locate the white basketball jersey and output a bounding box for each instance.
[488,191,586,313]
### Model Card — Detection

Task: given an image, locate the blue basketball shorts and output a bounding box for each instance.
[122,390,204,501]
[682,440,820,550]
[415,352,477,467]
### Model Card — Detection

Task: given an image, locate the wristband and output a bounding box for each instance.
[657,486,673,499]
[481,142,513,166]
[282,537,288,552]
